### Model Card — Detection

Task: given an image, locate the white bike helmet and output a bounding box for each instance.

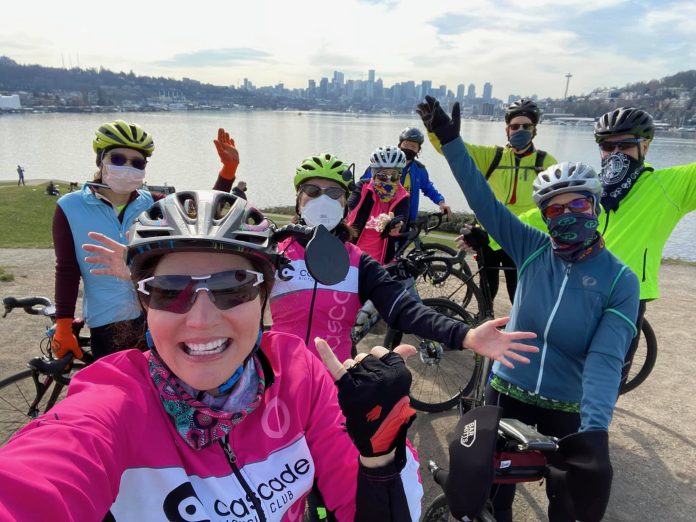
[532,162,602,208]
[369,146,407,170]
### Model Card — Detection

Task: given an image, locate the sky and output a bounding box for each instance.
[1,0,694,100]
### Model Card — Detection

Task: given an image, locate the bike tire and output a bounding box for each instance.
[422,493,454,522]
[413,249,487,325]
[385,298,478,413]
[0,363,86,445]
[620,319,658,394]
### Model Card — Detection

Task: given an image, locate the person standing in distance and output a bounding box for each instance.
[429,99,557,304]
[361,127,452,224]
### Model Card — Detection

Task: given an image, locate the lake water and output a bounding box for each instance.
[1,110,695,260]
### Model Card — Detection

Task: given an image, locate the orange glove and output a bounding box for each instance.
[213,128,239,181]
[52,318,83,359]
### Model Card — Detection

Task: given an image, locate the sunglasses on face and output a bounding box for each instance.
[106,152,148,170]
[298,183,345,200]
[373,170,401,182]
[542,197,594,219]
[598,138,644,153]
[137,270,263,314]
[508,123,535,131]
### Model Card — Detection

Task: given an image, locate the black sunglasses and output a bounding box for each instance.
[299,183,345,200]
[137,270,263,314]
[598,138,644,153]
[106,152,148,170]
[508,123,535,131]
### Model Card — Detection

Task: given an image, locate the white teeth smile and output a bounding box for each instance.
[183,338,229,356]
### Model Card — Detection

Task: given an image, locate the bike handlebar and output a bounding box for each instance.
[2,296,54,318]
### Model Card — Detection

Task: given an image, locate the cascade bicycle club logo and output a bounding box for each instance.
[277,263,295,282]
[460,420,477,448]
[161,457,312,521]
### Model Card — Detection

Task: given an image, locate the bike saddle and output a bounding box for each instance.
[498,418,558,452]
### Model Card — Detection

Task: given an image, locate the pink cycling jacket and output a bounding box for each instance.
[0,332,422,521]
[270,239,363,362]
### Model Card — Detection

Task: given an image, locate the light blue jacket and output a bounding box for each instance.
[57,185,153,328]
[441,138,639,431]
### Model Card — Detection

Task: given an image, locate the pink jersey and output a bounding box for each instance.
[0,332,422,521]
[270,239,363,361]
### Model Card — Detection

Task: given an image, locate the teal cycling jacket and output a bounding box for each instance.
[441,138,640,431]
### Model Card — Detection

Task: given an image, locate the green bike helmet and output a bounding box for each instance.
[93,120,155,165]
[294,153,353,193]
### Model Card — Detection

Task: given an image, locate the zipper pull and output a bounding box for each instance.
[221,436,237,466]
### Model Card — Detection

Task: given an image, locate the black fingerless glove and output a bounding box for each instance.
[416,95,461,146]
[335,352,416,457]
[461,226,490,250]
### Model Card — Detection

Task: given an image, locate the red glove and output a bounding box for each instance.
[213,128,239,181]
[52,318,83,359]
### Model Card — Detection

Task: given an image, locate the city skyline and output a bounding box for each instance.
[2,0,694,100]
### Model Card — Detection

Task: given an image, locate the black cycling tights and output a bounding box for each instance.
[481,245,517,305]
[89,315,148,359]
[485,386,580,522]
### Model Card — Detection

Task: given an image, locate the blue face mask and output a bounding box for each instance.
[508,129,533,150]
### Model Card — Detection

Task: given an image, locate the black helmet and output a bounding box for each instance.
[127,190,277,284]
[594,107,655,143]
[398,127,425,145]
[505,98,541,125]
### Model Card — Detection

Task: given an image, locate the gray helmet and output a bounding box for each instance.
[370,146,407,170]
[594,107,655,143]
[127,190,277,280]
[532,162,602,207]
[398,127,425,145]
[505,98,541,124]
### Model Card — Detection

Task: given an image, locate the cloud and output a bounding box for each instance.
[308,50,363,68]
[356,0,399,6]
[428,14,476,36]
[156,48,272,68]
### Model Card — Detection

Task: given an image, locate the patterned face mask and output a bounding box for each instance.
[372,180,396,202]
[546,212,603,262]
[599,152,649,212]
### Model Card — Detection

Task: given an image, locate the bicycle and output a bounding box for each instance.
[350,213,483,413]
[420,333,561,522]
[0,296,93,445]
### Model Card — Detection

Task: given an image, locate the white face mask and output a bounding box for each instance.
[102,164,145,194]
[300,195,344,231]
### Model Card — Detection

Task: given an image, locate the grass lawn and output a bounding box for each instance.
[0,183,58,248]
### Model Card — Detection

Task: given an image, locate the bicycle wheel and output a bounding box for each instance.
[0,363,84,445]
[620,319,658,394]
[413,248,487,325]
[422,494,455,522]
[385,298,479,412]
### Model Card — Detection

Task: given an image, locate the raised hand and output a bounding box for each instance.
[316,338,417,463]
[83,231,130,280]
[462,317,538,368]
[416,95,461,145]
[213,128,239,181]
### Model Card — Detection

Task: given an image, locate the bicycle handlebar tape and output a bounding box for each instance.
[546,430,612,522]
[445,405,502,520]
[336,352,416,458]
[53,318,83,359]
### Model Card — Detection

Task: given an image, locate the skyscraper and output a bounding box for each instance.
[421,80,432,98]
[483,82,493,102]
[457,84,466,100]
[367,69,375,99]
[467,83,476,99]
